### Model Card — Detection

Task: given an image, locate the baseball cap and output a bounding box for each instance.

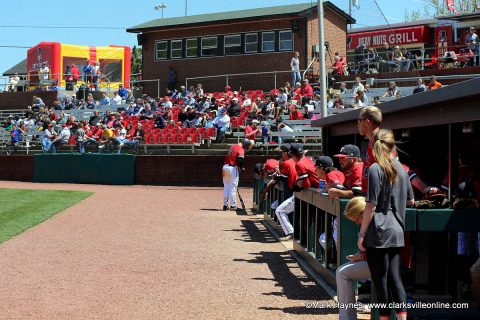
[254,163,264,175]
[315,156,334,169]
[334,144,360,158]
[219,108,227,114]
[48,123,53,128]
[137,122,143,127]
[279,144,290,152]
[264,159,278,173]
[289,143,304,156]
[242,138,253,149]
[252,119,260,124]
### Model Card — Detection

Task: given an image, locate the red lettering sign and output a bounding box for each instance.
[347,26,429,49]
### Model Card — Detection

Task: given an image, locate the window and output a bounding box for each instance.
[186,38,198,58]
[201,37,218,56]
[155,41,168,60]
[262,32,275,52]
[224,34,241,55]
[171,40,183,59]
[245,33,258,53]
[279,30,293,51]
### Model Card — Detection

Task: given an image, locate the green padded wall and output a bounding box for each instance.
[33,154,135,185]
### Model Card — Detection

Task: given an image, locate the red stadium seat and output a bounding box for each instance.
[196,127,206,137]
[190,133,201,143]
[188,127,196,134]
[144,134,153,144]
[179,127,188,134]
[206,127,216,137]
[171,133,180,144]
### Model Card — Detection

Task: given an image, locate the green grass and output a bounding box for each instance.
[0,188,93,244]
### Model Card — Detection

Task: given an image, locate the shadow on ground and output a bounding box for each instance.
[229,219,337,316]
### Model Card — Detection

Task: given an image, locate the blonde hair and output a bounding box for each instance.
[373,129,397,185]
[344,197,366,221]
[359,106,382,124]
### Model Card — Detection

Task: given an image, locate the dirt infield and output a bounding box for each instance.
[0,181,337,320]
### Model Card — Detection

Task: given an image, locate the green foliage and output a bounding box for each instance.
[0,189,92,244]
[131,46,142,76]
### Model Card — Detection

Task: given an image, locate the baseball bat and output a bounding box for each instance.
[237,188,247,213]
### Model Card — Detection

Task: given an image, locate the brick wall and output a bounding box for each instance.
[141,7,348,94]
[136,155,269,187]
[0,156,33,181]
[0,91,58,111]
[307,7,348,76]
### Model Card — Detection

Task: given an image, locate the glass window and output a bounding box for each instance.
[201,37,218,56]
[224,34,241,55]
[171,40,183,59]
[155,41,168,60]
[245,33,258,53]
[186,38,198,58]
[279,30,293,51]
[262,32,275,52]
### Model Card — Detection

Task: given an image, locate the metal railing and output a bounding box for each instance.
[185,69,307,91]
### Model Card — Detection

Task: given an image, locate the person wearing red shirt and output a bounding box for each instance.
[357,106,382,194]
[314,156,345,191]
[299,79,314,106]
[267,144,300,241]
[222,139,254,211]
[244,120,260,142]
[328,144,364,199]
[289,106,304,120]
[291,143,320,190]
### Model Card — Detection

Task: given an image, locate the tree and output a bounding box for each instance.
[131,46,142,76]
[403,0,480,21]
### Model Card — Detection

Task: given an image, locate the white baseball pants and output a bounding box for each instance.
[222,164,239,207]
[275,195,295,236]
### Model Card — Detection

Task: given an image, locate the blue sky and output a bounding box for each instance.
[0,0,428,83]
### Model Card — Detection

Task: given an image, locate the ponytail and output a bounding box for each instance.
[373,129,397,185]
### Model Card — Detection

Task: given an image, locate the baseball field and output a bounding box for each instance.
[0,181,337,319]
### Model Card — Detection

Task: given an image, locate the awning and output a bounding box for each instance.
[347,26,429,49]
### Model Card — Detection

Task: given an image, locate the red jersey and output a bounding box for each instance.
[326,170,345,186]
[291,110,304,120]
[295,157,320,189]
[244,125,257,139]
[279,158,298,190]
[362,133,377,193]
[344,162,363,190]
[224,144,244,166]
[264,159,279,174]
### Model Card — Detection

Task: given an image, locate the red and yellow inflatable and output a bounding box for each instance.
[27,41,131,89]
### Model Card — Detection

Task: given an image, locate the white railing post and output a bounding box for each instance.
[157,79,160,98]
[226,75,229,87]
[274,71,277,89]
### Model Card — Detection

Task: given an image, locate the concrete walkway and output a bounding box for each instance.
[0,181,338,319]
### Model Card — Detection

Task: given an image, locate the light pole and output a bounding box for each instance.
[185,0,188,16]
[317,0,327,118]
[154,3,167,18]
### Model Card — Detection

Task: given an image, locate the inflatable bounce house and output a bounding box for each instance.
[27,41,131,90]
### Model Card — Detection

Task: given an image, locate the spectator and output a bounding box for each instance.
[328,144,363,199]
[412,78,427,94]
[111,91,122,105]
[351,77,364,94]
[75,121,87,153]
[93,62,101,90]
[290,51,301,87]
[42,123,56,152]
[289,105,304,120]
[299,79,314,106]
[427,75,443,90]
[213,108,230,143]
[71,64,80,86]
[98,124,117,152]
[353,90,369,109]
[6,124,24,155]
[333,95,345,109]
[260,121,270,144]
[465,27,479,66]
[118,84,128,99]
[339,82,347,94]
[276,88,288,111]
[100,92,110,106]
[153,113,166,129]
[5,73,20,92]
[245,119,260,142]
[364,84,371,93]
[84,124,102,152]
[83,59,93,84]
[167,66,176,90]
[383,82,399,97]
[50,124,71,153]
[88,110,101,126]
[227,98,241,117]
[32,96,45,111]
[373,96,381,105]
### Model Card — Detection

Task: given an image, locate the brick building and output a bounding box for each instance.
[127,2,354,95]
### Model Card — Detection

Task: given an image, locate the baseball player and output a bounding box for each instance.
[328,144,364,199]
[222,138,254,211]
[274,143,319,241]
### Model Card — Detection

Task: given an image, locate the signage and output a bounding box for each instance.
[347,26,429,49]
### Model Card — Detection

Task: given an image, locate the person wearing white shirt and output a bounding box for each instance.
[241,95,252,108]
[214,108,230,143]
[276,88,288,110]
[351,76,364,95]
[290,51,301,87]
[111,92,122,105]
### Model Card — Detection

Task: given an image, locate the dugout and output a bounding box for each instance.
[310,78,480,307]
[26,41,131,90]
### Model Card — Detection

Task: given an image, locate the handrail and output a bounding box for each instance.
[302,57,318,81]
